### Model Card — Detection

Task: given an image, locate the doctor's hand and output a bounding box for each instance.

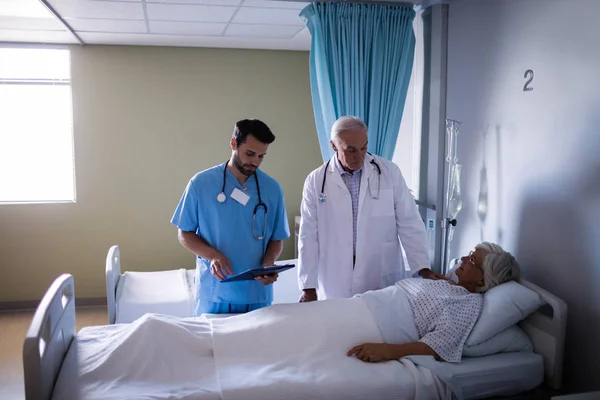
[347,343,391,363]
[418,268,447,280]
[210,251,234,280]
[299,289,317,303]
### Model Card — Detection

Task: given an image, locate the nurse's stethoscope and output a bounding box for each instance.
[319,154,381,203]
[217,161,267,240]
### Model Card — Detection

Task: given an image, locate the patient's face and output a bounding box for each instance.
[456,249,485,287]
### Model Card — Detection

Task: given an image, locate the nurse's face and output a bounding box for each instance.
[230,134,269,176]
[331,129,368,172]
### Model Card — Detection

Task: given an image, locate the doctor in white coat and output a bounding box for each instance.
[298,116,444,302]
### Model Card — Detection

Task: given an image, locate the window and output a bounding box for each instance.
[0,47,75,203]
[393,11,424,197]
[392,14,427,271]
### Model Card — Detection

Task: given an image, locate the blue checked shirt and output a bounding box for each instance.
[335,156,362,255]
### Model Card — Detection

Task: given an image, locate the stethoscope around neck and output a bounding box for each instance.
[319,153,382,203]
[217,160,268,241]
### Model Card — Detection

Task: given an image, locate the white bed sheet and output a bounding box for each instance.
[186,268,196,300]
[115,269,194,323]
[119,258,297,321]
[272,258,301,304]
[51,298,452,400]
[142,268,545,399]
[410,351,544,400]
[457,352,544,399]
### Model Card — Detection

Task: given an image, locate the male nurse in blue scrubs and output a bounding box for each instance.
[171,119,290,315]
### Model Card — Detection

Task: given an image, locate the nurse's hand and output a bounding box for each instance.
[210,251,233,280]
[255,273,278,285]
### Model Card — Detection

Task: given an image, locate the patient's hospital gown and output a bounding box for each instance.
[358,279,483,363]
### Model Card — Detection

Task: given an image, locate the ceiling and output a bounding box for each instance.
[0,0,424,51]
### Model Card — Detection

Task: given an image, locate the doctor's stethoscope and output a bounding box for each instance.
[319,154,382,203]
[217,160,267,241]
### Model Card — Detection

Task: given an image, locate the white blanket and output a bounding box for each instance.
[210,298,451,400]
[52,298,452,400]
[51,315,221,400]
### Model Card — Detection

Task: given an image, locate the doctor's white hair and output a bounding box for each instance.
[475,242,521,293]
[330,116,368,143]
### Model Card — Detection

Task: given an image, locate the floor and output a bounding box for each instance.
[0,306,107,400]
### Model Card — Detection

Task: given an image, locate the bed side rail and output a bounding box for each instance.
[106,245,121,324]
[23,273,76,400]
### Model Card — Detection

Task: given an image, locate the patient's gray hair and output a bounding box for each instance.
[475,242,521,293]
[330,116,368,143]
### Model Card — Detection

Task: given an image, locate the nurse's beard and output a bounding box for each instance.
[232,153,255,176]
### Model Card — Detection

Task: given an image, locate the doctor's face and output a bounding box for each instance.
[230,134,269,176]
[331,129,368,172]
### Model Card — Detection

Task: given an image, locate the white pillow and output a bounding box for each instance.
[466,281,545,346]
[463,325,533,357]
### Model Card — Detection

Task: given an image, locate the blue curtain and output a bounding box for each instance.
[300,3,416,162]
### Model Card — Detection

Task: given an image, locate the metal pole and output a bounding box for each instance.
[419,4,449,273]
[37,0,84,45]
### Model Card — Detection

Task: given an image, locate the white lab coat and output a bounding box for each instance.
[297,153,430,300]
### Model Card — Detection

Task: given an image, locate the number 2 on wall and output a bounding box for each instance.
[523,70,534,91]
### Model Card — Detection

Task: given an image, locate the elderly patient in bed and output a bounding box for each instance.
[52,242,520,400]
[347,241,520,364]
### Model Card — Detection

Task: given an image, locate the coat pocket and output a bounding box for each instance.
[371,189,394,217]
[381,241,403,285]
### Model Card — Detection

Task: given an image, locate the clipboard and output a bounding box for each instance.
[220,264,295,283]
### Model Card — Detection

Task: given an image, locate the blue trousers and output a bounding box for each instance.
[196,301,270,316]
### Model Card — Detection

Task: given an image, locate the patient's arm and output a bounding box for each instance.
[386,342,440,361]
[346,342,440,363]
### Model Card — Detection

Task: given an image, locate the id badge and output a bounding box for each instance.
[230,188,250,206]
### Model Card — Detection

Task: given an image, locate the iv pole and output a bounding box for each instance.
[441,119,462,275]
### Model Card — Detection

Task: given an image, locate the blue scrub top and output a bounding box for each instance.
[171,162,290,306]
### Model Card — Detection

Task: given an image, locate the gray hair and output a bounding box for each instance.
[330,116,368,143]
[475,242,521,293]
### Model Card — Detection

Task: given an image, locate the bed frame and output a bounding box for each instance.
[519,279,567,390]
[23,272,568,400]
[105,245,198,325]
[105,244,120,324]
[446,258,568,390]
[23,274,76,400]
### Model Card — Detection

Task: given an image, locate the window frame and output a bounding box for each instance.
[0,44,76,205]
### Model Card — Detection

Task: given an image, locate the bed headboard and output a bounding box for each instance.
[23,274,76,400]
[105,245,121,324]
[448,258,568,391]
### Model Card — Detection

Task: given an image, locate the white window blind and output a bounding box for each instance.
[0,48,75,203]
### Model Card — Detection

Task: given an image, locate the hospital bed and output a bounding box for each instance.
[105,245,196,324]
[105,244,301,324]
[24,270,566,400]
